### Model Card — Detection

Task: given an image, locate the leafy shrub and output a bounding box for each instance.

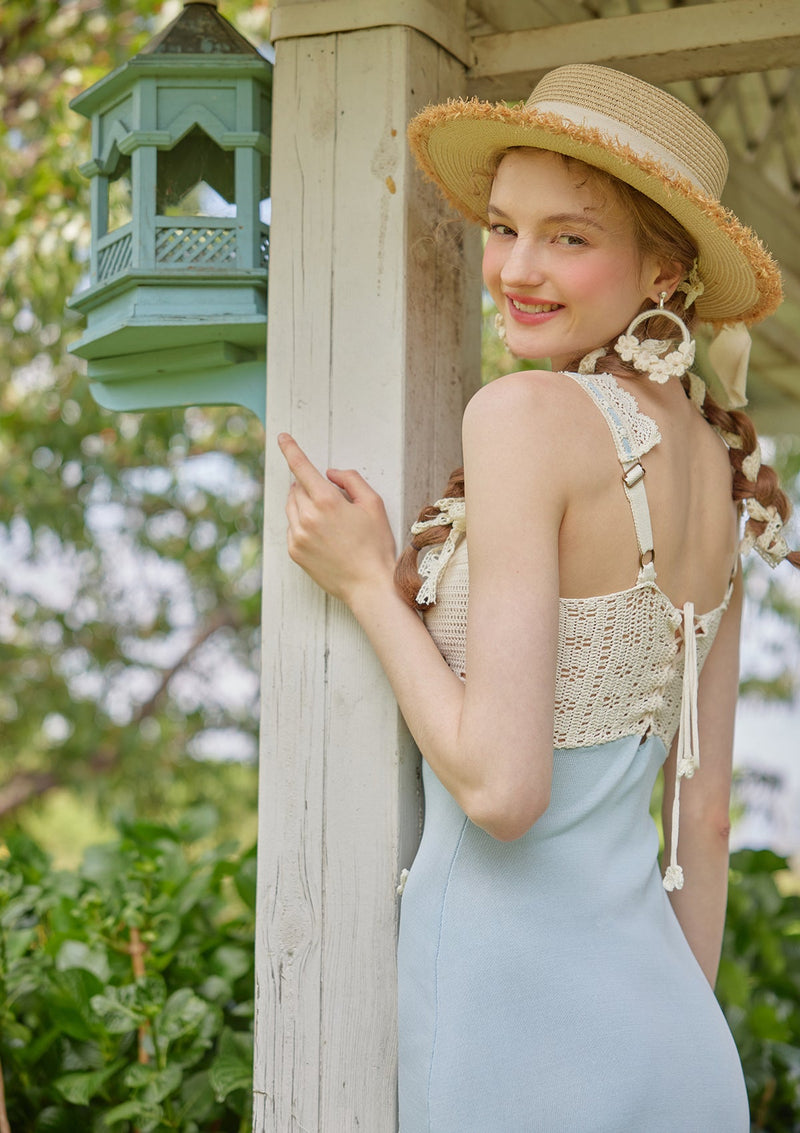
[718,849,800,1132]
[0,806,255,1132]
[3,822,798,1131]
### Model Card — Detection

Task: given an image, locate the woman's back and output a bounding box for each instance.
[554,369,739,613]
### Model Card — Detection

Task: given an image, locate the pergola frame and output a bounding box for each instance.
[253,3,800,1129]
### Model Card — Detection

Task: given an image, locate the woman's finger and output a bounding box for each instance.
[327,466,377,505]
[285,481,301,525]
[278,433,328,497]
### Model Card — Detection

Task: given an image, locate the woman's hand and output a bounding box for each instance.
[277,433,398,607]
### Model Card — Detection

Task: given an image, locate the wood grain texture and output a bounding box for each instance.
[254,23,480,1132]
[468,0,800,100]
[254,34,334,1132]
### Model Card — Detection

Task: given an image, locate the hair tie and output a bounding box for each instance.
[714,426,743,450]
[578,347,606,374]
[741,499,790,567]
[741,441,762,483]
[411,498,466,605]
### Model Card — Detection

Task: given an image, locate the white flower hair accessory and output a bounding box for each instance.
[676,260,705,309]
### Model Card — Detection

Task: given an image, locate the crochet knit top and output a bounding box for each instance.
[413,371,737,890]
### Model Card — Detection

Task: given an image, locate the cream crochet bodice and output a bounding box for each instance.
[424,538,728,753]
[415,372,736,890]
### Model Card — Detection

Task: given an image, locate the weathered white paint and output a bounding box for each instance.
[468,0,800,100]
[270,0,474,64]
[254,13,480,1131]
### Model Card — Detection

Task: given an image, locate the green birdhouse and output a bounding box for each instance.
[69,0,271,420]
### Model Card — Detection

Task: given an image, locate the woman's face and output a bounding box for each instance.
[482,149,664,371]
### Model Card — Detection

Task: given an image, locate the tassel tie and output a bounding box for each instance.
[411,498,466,606]
[663,602,699,892]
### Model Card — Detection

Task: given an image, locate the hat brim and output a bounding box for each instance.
[408,100,782,326]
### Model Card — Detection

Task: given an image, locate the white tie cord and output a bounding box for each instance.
[663,601,700,892]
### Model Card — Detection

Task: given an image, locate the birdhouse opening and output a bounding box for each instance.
[107,149,133,233]
[157,125,236,218]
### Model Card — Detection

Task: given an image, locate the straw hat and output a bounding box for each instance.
[407,64,782,327]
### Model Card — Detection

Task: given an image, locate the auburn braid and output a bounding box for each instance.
[681,376,800,570]
[395,466,465,610]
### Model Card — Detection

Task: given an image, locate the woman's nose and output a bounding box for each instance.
[500,238,546,288]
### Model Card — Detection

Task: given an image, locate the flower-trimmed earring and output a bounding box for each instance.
[494,312,507,343]
[614,291,695,383]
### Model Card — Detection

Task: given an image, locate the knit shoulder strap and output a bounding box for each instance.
[564,371,661,583]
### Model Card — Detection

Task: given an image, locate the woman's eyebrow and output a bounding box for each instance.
[545,211,605,230]
[487,203,606,231]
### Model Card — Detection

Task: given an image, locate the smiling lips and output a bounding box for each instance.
[507,296,563,316]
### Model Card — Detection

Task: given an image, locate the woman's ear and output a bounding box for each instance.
[645,260,684,303]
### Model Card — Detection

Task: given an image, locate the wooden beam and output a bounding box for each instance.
[723,159,800,307]
[751,363,800,401]
[744,379,800,434]
[254,19,481,1132]
[756,318,800,370]
[468,0,590,32]
[467,0,800,102]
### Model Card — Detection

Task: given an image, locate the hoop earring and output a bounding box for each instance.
[614,292,695,383]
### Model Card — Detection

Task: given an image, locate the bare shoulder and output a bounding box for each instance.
[463,369,606,465]
[462,371,593,437]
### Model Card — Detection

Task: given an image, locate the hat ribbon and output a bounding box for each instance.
[707,322,751,409]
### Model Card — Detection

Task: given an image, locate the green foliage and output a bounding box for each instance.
[0,0,272,830]
[0,808,256,1132]
[718,849,800,1131]
[3,823,798,1131]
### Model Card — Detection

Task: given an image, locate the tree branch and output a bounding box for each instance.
[0,608,242,818]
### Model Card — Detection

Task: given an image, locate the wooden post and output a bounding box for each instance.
[254,9,480,1130]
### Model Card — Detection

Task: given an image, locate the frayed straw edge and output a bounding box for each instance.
[407,100,783,326]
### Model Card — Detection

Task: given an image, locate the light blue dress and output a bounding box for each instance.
[397,372,749,1132]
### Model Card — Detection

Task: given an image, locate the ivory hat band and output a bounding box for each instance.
[407,65,782,326]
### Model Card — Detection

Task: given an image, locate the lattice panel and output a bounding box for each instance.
[155,225,238,267]
[97,231,132,281]
[678,71,800,200]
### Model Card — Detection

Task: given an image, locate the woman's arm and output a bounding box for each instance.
[661,568,743,987]
[278,372,569,840]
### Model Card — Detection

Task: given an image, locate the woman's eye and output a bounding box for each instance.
[556,233,586,246]
[489,223,515,237]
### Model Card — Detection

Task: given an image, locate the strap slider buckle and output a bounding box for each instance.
[623,462,645,488]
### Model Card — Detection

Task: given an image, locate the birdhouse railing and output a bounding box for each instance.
[94,218,269,284]
[97,225,133,282]
[155,217,239,268]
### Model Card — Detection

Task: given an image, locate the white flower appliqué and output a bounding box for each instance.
[614,335,696,383]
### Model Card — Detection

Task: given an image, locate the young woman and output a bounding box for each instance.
[278,65,796,1131]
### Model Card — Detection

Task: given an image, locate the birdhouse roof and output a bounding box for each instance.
[138,0,263,59]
